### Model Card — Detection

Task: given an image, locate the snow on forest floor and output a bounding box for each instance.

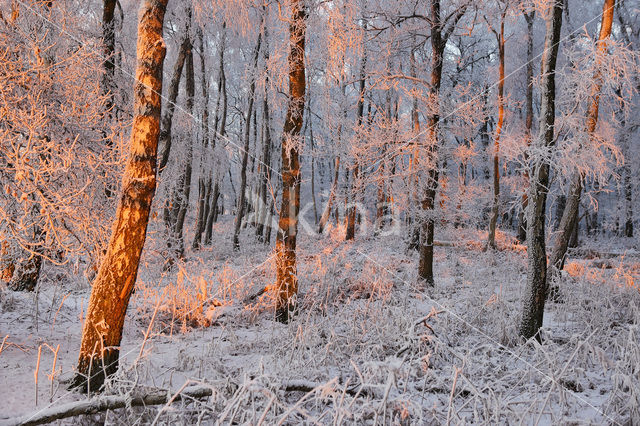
[1,217,639,425]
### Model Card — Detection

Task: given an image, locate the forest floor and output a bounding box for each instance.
[1,216,639,425]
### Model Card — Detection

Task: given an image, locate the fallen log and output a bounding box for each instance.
[1,385,213,426]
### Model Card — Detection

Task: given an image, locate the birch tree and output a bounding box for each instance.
[72,0,168,391]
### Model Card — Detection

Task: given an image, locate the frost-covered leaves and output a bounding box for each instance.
[0,1,122,266]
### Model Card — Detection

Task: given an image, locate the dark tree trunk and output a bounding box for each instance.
[548,0,614,282]
[317,157,340,234]
[518,10,535,242]
[192,29,211,250]
[624,168,633,237]
[233,26,263,250]
[204,24,228,245]
[158,29,191,172]
[9,252,42,292]
[418,0,467,284]
[519,0,563,341]
[171,32,195,260]
[256,82,273,242]
[102,0,117,198]
[345,49,367,241]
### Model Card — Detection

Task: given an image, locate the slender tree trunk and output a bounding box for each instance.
[345,166,359,240]
[518,10,535,242]
[346,50,367,241]
[308,101,319,225]
[233,26,263,250]
[171,34,195,260]
[519,0,563,341]
[624,167,633,237]
[255,16,273,242]
[192,29,210,250]
[317,156,340,234]
[275,0,307,323]
[102,0,117,198]
[204,25,228,244]
[487,11,506,250]
[158,29,190,172]
[407,47,421,251]
[548,0,614,280]
[72,0,167,392]
[256,83,273,242]
[418,0,467,284]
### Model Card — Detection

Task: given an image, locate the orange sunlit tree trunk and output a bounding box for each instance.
[548,0,615,279]
[275,0,307,323]
[72,0,168,392]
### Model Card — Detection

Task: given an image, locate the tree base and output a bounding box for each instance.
[275,304,297,324]
[69,351,120,394]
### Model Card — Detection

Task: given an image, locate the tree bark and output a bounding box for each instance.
[418,0,467,284]
[71,0,168,392]
[486,8,506,250]
[519,0,563,341]
[101,0,117,198]
[158,28,190,172]
[170,30,195,260]
[204,25,227,244]
[317,156,340,234]
[346,49,367,241]
[275,0,307,323]
[192,29,211,250]
[518,10,535,242]
[548,0,615,281]
[233,25,263,250]
[256,54,273,242]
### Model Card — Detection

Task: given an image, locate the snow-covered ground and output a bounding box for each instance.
[1,217,639,424]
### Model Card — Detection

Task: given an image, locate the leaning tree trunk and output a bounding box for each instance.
[72,0,167,392]
[548,0,614,281]
[518,10,535,242]
[157,28,190,172]
[486,10,506,250]
[519,0,563,341]
[275,0,307,323]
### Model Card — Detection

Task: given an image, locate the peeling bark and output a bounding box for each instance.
[71,0,168,392]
